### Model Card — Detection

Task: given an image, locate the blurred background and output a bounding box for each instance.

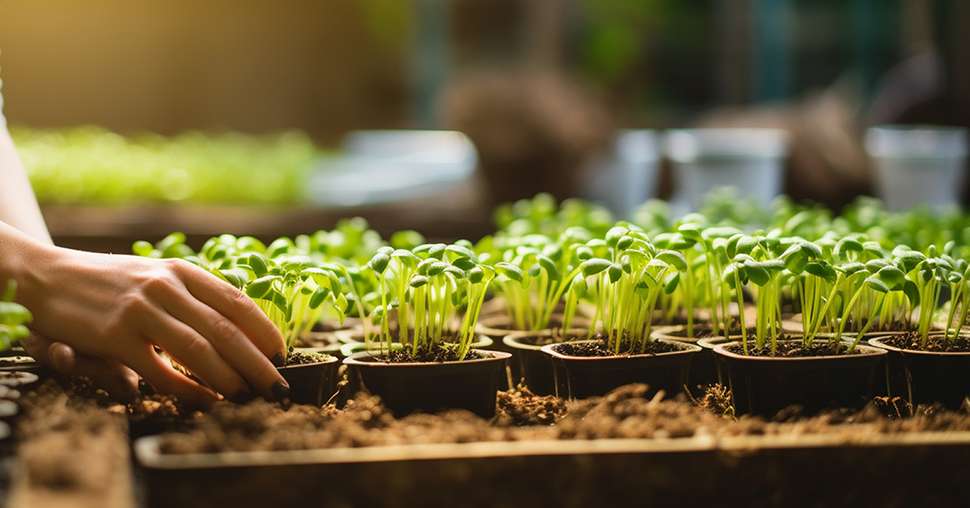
[0,0,967,251]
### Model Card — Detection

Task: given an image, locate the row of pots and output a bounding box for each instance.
[267,308,970,418]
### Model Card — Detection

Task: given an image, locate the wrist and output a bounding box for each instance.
[0,221,61,308]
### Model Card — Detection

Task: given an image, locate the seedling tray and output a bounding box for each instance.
[136,431,970,508]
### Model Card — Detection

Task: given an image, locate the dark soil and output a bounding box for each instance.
[724,340,863,357]
[553,336,686,357]
[881,332,970,353]
[156,381,970,456]
[285,348,334,366]
[665,326,757,340]
[370,344,486,363]
[515,333,585,347]
[13,382,132,507]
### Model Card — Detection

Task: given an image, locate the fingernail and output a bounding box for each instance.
[271,380,290,401]
[271,352,285,367]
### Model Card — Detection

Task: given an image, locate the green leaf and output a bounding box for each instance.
[248,254,269,277]
[864,276,890,293]
[445,244,476,260]
[218,268,250,289]
[581,258,612,277]
[875,266,906,289]
[367,252,390,274]
[309,287,331,309]
[834,238,863,257]
[743,263,770,286]
[468,266,485,284]
[663,271,681,294]
[655,250,687,272]
[245,275,279,299]
[409,275,429,288]
[677,223,703,241]
[537,255,560,280]
[804,262,836,282]
[0,302,31,326]
[132,240,155,257]
[496,262,524,282]
[902,280,920,307]
[608,263,623,283]
[605,226,629,247]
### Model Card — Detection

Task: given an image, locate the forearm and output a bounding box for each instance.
[0,220,56,299]
[0,124,52,244]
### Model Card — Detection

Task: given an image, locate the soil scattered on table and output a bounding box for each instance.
[554,336,686,357]
[495,384,566,426]
[880,332,970,353]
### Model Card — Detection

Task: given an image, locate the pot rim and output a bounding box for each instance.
[277,354,339,372]
[339,335,494,357]
[502,328,593,351]
[343,348,511,368]
[713,339,886,362]
[540,338,701,361]
[868,335,970,357]
[0,370,39,385]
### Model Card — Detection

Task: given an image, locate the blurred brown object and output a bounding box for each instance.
[692,81,872,210]
[440,69,613,206]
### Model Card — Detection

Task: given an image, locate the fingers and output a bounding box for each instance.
[125,342,218,408]
[23,333,138,400]
[48,343,140,400]
[151,279,287,401]
[143,273,286,399]
[174,260,287,360]
[138,304,250,400]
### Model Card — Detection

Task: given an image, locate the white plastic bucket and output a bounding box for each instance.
[583,129,659,218]
[664,128,788,211]
[866,125,968,212]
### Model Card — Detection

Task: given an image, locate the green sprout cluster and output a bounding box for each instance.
[135,193,970,360]
[364,242,494,359]
[0,281,31,351]
[13,126,325,206]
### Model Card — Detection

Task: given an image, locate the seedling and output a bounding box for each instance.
[0,281,31,351]
[364,242,495,360]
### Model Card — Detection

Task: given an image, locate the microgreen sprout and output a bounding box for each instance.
[0,280,31,351]
[365,242,495,360]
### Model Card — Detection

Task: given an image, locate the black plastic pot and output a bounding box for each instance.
[342,349,511,418]
[0,371,39,391]
[713,340,887,416]
[0,355,41,373]
[869,335,970,409]
[541,339,700,399]
[654,326,738,388]
[277,353,340,406]
[502,330,588,395]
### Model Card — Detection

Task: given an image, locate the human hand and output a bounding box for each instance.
[17,246,289,406]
